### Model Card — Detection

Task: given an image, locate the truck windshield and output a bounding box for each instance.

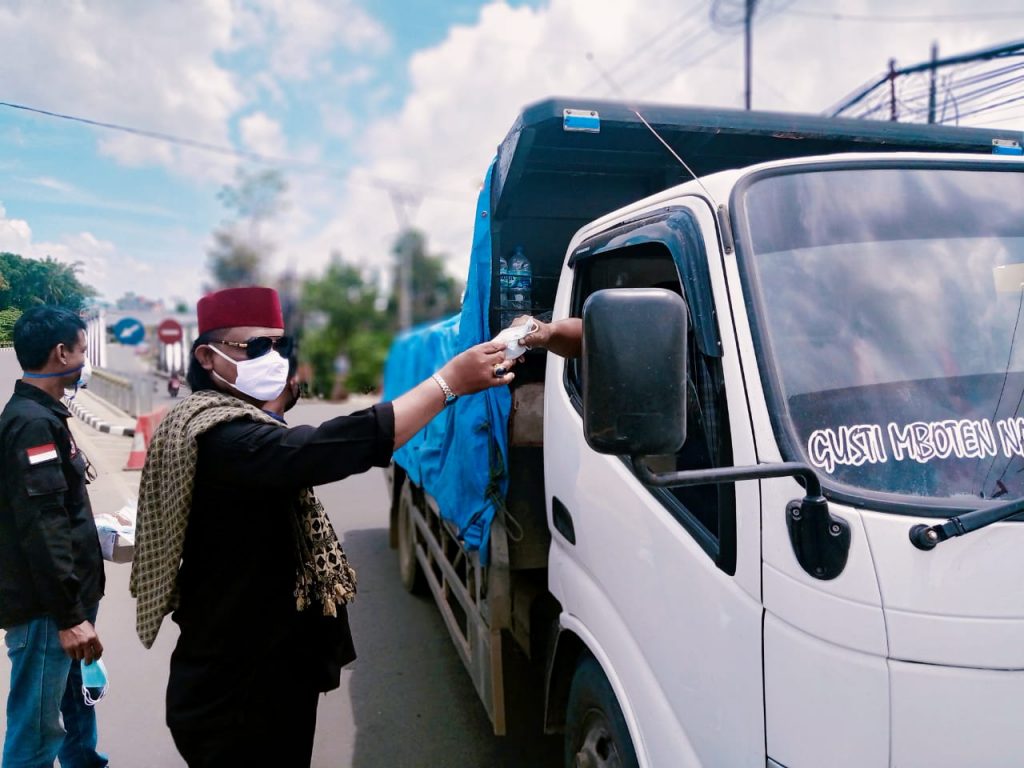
[739,165,1024,503]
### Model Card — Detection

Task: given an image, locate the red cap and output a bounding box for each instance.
[197,286,284,334]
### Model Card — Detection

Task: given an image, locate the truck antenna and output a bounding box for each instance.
[585,52,719,206]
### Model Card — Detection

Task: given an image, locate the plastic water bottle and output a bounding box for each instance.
[509,245,532,316]
[498,253,513,328]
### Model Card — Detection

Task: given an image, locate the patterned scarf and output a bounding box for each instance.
[129,390,357,649]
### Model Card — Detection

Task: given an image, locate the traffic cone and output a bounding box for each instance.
[123,407,168,471]
[123,428,148,471]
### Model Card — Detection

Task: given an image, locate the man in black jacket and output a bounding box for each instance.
[0,306,108,768]
[131,286,514,766]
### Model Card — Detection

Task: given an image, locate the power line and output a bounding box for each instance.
[828,40,1024,119]
[633,36,738,99]
[0,99,468,201]
[577,1,709,94]
[978,111,1024,127]
[954,92,1024,122]
[618,22,729,97]
[783,8,1024,23]
[0,100,288,162]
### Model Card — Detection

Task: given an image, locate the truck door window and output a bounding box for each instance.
[567,240,736,571]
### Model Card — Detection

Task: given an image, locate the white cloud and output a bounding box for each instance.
[0,204,33,246]
[279,0,1024,286]
[251,0,390,80]
[29,177,76,194]
[4,0,1020,307]
[0,0,388,180]
[0,1,241,179]
[0,202,202,303]
[239,112,289,156]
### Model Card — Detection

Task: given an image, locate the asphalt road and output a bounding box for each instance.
[0,359,561,767]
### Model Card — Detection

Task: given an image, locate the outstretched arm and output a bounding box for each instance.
[392,340,514,448]
[515,317,583,359]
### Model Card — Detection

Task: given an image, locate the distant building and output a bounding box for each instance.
[115,292,166,313]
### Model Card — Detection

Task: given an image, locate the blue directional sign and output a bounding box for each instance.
[112,317,145,346]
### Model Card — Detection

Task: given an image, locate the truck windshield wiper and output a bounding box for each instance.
[909,497,1024,550]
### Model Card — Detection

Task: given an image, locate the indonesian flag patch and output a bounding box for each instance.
[26,443,59,465]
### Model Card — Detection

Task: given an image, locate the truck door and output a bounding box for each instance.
[545,202,764,767]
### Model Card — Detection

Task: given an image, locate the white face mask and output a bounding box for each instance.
[208,345,288,402]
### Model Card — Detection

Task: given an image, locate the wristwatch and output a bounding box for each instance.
[431,373,458,407]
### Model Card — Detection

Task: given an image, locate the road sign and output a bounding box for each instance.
[157,318,184,345]
[112,317,145,346]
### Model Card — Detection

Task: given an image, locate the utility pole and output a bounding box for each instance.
[888,58,898,121]
[744,0,755,110]
[387,189,421,331]
[927,42,939,124]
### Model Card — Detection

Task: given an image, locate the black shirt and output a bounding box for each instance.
[166,401,395,731]
[0,381,105,629]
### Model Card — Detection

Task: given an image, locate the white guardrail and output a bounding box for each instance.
[88,368,152,417]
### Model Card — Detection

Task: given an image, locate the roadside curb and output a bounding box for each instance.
[68,397,135,437]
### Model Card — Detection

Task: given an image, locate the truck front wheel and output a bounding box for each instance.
[397,480,427,595]
[565,655,639,768]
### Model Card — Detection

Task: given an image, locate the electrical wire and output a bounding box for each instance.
[979,111,1024,127]
[576,1,709,94]
[0,99,469,201]
[829,42,1024,118]
[783,8,1024,23]
[633,35,738,99]
[830,48,1024,126]
[584,51,720,206]
[953,93,1024,122]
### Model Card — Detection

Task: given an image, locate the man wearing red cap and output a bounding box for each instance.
[130,286,512,766]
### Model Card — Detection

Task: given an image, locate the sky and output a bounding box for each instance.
[0,0,1022,306]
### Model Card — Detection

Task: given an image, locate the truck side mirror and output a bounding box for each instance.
[582,288,688,455]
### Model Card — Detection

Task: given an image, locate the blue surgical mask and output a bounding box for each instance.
[64,357,92,402]
[23,357,91,401]
[80,658,108,706]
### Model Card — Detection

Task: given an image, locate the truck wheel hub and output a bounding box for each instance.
[575,710,622,768]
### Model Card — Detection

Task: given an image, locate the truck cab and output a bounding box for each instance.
[385,98,1024,767]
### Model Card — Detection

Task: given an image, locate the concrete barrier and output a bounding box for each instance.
[89,368,152,417]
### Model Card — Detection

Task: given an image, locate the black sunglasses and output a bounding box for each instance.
[212,335,295,360]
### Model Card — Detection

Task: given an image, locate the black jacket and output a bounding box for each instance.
[0,381,105,629]
[166,400,395,732]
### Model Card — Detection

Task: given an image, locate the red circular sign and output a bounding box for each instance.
[157,318,183,344]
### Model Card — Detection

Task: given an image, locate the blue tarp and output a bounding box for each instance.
[382,160,511,561]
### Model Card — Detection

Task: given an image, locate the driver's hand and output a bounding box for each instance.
[510,315,550,353]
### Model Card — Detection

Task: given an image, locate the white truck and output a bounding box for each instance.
[384,98,1024,767]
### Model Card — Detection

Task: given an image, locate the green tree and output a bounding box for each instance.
[206,230,264,288]
[206,168,287,289]
[0,252,96,312]
[301,254,392,396]
[0,307,21,345]
[392,229,463,327]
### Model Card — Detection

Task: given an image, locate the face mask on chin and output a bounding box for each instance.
[23,354,90,401]
[207,345,289,402]
[64,356,92,400]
